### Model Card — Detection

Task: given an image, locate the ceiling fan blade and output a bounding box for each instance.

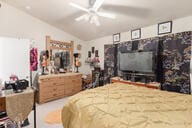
[93,0,104,11]
[102,4,151,18]
[75,14,90,21]
[97,12,116,19]
[69,2,89,12]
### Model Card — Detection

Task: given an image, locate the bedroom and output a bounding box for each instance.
[0,0,192,127]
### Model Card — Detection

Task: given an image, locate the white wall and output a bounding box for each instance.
[0,2,90,74]
[0,37,30,82]
[86,15,192,72]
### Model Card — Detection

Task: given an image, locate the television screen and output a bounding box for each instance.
[119,52,153,73]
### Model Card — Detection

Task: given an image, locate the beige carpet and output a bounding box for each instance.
[44,109,62,124]
[26,97,69,128]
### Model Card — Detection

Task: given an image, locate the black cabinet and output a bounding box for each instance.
[122,72,156,83]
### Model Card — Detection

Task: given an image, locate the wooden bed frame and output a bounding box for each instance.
[111,77,160,89]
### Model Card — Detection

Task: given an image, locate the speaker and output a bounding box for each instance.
[16,79,29,90]
[5,82,15,90]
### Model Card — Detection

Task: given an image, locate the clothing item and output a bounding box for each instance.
[30,48,38,71]
[54,57,61,68]
[60,52,70,69]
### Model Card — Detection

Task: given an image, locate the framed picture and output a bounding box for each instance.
[158,21,172,35]
[113,33,120,43]
[131,29,141,40]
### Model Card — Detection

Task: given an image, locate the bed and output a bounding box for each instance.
[62,83,192,128]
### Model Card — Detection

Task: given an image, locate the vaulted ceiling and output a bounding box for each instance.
[2,0,192,41]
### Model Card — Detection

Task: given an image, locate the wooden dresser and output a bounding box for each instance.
[37,73,82,104]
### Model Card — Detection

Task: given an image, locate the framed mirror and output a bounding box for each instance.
[46,36,74,72]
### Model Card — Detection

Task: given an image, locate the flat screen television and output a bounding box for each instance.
[119,52,154,73]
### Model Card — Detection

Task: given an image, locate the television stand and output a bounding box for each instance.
[111,77,160,89]
[122,72,156,83]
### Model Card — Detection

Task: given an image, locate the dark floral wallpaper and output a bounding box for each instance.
[104,31,191,94]
[104,44,115,83]
[161,31,191,94]
[138,38,159,52]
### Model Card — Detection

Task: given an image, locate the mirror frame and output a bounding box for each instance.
[46,36,74,68]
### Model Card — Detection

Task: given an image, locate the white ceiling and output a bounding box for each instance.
[2,0,192,41]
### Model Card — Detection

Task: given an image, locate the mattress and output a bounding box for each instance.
[62,83,192,128]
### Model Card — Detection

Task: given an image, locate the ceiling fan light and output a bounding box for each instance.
[89,16,100,26]
[97,12,116,19]
[84,15,90,21]
[95,20,100,26]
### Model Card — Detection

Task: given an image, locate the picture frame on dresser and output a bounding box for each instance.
[158,21,172,35]
[131,29,141,40]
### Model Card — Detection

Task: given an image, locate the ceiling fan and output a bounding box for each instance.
[69,0,116,26]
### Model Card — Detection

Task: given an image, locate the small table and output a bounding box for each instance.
[111,77,160,89]
[0,87,35,127]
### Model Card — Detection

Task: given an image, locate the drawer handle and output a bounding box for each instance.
[53,94,57,96]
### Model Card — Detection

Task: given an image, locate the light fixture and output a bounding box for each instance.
[25,6,31,10]
[90,15,100,26]
[69,0,116,26]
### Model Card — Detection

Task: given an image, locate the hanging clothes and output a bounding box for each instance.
[60,52,70,69]
[54,52,61,69]
[30,48,38,71]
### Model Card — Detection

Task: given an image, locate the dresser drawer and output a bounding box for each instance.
[39,80,64,86]
[64,88,74,96]
[40,86,64,94]
[64,79,75,84]
[73,88,82,94]
[73,81,82,87]
[64,75,81,82]
[74,74,82,78]
[38,73,82,104]
[39,77,57,82]
[39,91,64,101]
[65,88,81,96]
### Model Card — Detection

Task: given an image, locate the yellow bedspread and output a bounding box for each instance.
[62,83,192,128]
